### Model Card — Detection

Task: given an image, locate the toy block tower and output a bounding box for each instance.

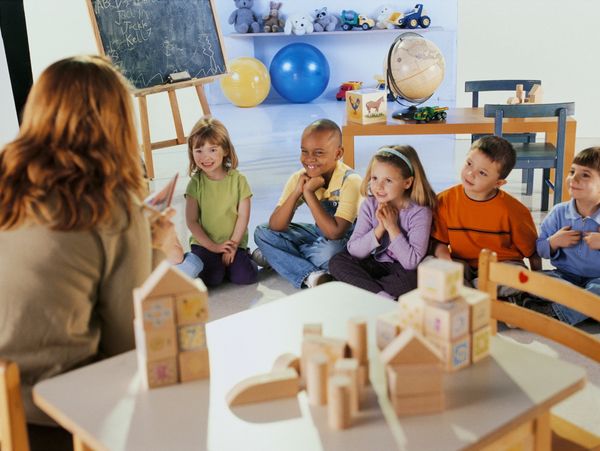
[381,329,444,416]
[134,260,209,389]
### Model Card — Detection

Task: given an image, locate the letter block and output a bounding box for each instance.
[460,287,491,332]
[418,259,463,302]
[427,334,471,372]
[397,289,426,333]
[472,325,491,363]
[424,299,469,341]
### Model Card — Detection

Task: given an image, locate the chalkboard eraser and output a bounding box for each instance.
[167,71,192,83]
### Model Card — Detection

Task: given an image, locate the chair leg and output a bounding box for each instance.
[541,169,550,212]
[522,169,534,196]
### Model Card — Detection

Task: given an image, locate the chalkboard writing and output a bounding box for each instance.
[88,0,227,90]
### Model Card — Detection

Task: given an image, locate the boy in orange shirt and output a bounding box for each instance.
[432,136,541,290]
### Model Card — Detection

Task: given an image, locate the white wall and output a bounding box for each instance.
[0,33,19,147]
[456,0,600,137]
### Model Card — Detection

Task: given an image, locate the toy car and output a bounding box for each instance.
[340,10,375,31]
[399,4,431,29]
[398,106,448,123]
[336,81,363,100]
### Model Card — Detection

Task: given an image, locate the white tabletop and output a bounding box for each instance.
[34,282,586,451]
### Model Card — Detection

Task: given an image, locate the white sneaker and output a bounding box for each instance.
[304,270,334,288]
[251,248,270,269]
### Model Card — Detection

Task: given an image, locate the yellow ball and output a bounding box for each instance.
[220,57,270,108]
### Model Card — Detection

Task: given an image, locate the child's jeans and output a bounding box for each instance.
[543,269,600,325]
[190,245,258,286]
[175,252,204,279]
[254,222,349,288]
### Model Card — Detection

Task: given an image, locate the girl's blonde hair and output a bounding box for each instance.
[0,55,145,231]
[187,116,238,176]
[361,145,437,209]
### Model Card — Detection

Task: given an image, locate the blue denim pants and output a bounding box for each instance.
[254,201,351,288]
[544,269,600,326]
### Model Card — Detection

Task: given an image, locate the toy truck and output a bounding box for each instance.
[413,106,448,123]
[393,4,431,29]
[340,10,375,31]
[336,81,363,100]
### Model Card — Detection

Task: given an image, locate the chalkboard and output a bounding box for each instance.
[87,0,227,91]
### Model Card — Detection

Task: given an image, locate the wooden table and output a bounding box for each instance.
[342,108,577,200]
[33,282,585,451]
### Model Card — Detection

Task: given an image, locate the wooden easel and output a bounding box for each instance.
[135,78,214,179]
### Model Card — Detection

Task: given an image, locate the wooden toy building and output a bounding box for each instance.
[133,260,210,389]
[377,258,492,415]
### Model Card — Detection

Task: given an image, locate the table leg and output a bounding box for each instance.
[73,435,94,451]
[342,130,355,169]
[534,411,551,451]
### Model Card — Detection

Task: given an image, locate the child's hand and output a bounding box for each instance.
[222,248,235,266]
[294,174,310,196]
[549,226,581,251]
[378,203,400,236]
[303,176,325,194]
[214,240,237,255]
[583,229,600,250]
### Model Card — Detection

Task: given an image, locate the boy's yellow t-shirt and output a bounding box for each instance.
[277,160,363,223]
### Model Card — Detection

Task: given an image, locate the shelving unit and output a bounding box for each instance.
[228,26,444,38]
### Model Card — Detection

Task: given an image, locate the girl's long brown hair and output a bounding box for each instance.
[0,55,145,231]
[187,116,238,176]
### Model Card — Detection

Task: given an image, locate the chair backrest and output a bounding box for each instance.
[478,249,600,363]
[483,102,575,204]
[465,80,542,107]
[0,359,30,451]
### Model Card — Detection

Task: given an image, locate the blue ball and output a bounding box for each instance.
[269,43,330,103]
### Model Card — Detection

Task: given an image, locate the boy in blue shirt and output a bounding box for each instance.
[532,147,600,324]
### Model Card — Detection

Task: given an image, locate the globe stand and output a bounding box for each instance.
[391,105,418,120]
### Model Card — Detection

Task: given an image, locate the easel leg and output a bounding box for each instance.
[168,90,186,144]
[138,95,154,179]
[195,85,211,116]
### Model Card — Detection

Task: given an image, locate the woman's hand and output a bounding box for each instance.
[150,208,178,255]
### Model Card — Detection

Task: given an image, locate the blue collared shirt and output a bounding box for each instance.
[536,199,600,278]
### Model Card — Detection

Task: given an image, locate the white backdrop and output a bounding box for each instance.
[0,33,19,147]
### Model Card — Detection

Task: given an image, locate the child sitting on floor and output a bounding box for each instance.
[254,119,362,288]
[329,145,437,298]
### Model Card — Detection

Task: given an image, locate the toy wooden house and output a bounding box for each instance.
[133,260,210,389]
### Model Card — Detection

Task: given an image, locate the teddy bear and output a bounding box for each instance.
[375,4,396,29]
[284,13,314,35]
[228,0,261,33]
[263,1,284,33]
[313,7,337,32]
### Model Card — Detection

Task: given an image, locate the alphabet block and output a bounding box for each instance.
[178,323,206,351]
[424,299,469,341]
[460,287,491,331]
[179,347,210,382]
[175,293,208,325]
[376,311,402,350]
[418,259,463,302]
[145,357,179,388]
[472,325,491,363]
[397,289,426,332]
[427,334,471,372]
[135,295,175,332]
[346,88,387,125]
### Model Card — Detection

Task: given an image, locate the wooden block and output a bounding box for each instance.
[417,259,463,302]
[179,347,210,382]
[376,311,402,350]
[397,289,426,332]
[327,375,352,429]
[145,356,179,388]
[527,84,543,104]
[135,295,175,332]
[516,84,524,102]
[427,334,471,372]
[134,318,177,361]
[301,335,348,378]
[346,88,387,125]
[358,363,369,389]
[334,358,360,413]
[424,298,469,341]
[386,363,443,397]
[459,286,491,331]
[272,353,301,376]
[472,325,491,363]
[177,323,206,351]
[391,391,445,416]
[380,329,441,366]
[174,293,208,325]
[303,323,322,336]
[347,317,368,364]
[226,369,299,406]
[507,96,521,105]
[306,352,328,406]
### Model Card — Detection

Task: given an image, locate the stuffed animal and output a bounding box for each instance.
[375,4,395,29]
[228,0,261,33]
[263,1,284,33]
[284,13,314,35]
[313,7,338,32]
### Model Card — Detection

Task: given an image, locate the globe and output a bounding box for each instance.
[386,33,445,105]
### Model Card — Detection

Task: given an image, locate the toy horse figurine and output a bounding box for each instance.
[263,2,284,33]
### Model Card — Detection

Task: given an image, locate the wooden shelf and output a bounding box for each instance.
[228,26,445,38]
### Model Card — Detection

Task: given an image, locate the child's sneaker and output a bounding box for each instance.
[251,248,271,269]
[304,270,334,288]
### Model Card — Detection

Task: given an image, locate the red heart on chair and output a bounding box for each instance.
[519,271,529,284]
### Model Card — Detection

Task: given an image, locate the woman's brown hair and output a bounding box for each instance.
[187,116,238,176]
[0,55,145,230]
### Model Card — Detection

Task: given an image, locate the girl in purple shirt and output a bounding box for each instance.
[329,145,437,299]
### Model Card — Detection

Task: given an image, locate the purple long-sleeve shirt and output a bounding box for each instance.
[347,196,432,270]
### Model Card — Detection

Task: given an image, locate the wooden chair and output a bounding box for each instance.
[465,79,542,196]
[0,359,30,451]
[484,102,575,211]
[478,249,600,450]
